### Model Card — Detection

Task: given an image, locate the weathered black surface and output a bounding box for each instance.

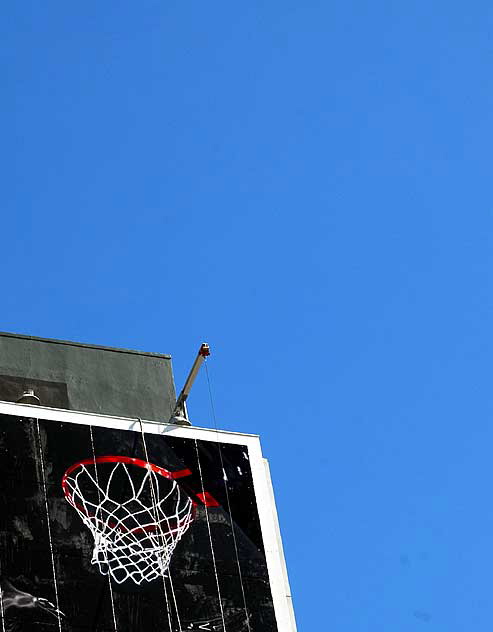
[0,332,175,421]
[0,414,278,632]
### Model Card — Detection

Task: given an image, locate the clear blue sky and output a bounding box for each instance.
[2,2,493,629]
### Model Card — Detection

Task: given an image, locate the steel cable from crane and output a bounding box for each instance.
[204,360,251,632]
[34,418,63,632]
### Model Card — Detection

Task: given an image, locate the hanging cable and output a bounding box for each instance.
[204,361,251,631]
[34,418,63,632]
[0,566,6,632]
[89,425,118,632]
[192,436,227,631]
[138,419,180,632]
[167,571,181,631]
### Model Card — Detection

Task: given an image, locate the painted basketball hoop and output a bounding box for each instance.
[62,456,194,585]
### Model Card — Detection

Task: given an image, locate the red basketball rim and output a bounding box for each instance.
[61,455,195,532]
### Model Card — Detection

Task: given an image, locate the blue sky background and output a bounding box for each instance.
[2,2,493,629]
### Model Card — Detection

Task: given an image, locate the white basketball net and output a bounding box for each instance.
[63,460,194,585]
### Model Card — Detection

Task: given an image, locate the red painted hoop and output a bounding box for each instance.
[61,455,192,503]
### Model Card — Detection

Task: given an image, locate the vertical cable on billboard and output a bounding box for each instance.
[192,436,227,631]
[34,418,63,632]
[168,571,182,631]
[205,362,252,631]
[0,573,6,632]
[138,419,180,632]
[89,425,118,632]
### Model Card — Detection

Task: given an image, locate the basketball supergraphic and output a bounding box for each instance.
[0,410,286,632]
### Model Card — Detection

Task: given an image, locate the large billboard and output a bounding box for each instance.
[0,402,294,632]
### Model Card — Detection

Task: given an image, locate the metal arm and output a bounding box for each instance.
[169,343,210,426]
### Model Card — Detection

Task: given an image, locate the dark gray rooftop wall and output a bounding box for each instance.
[0,332,176,421]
